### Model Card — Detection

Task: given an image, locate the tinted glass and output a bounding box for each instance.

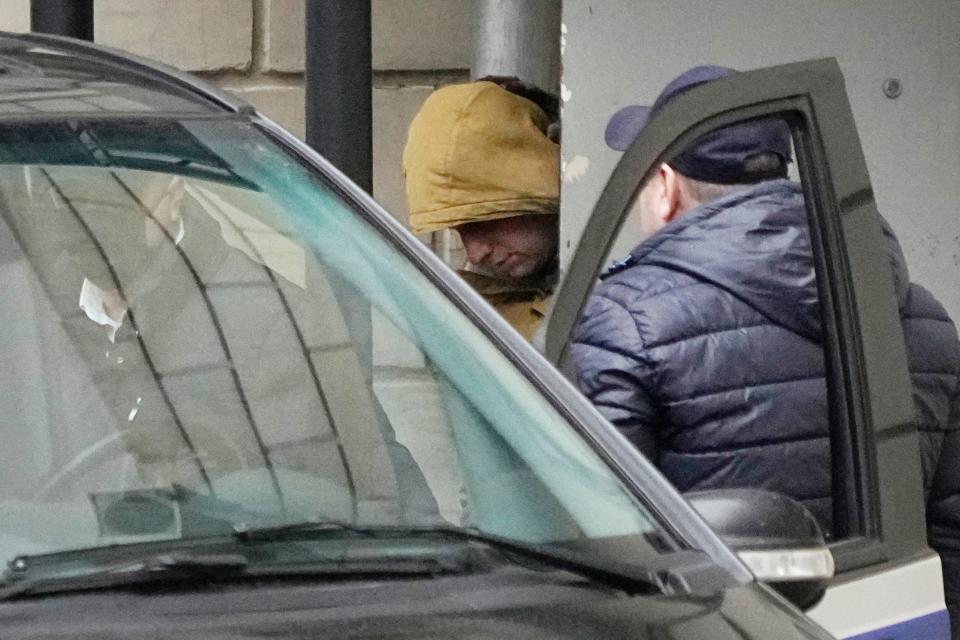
[0,118,666,571]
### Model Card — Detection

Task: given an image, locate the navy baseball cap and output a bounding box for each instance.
[604,65,792,184]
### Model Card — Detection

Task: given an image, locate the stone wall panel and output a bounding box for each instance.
[95,0,253,71]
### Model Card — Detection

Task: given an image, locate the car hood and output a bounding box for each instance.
[0,574,833,639]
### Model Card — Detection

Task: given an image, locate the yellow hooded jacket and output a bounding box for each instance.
[403,81,560,340]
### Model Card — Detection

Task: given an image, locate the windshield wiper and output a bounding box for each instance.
[0,552,248,601]
[233,521,668,596]
[0,522,671,600]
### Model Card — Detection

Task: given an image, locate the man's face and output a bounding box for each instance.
[456,214,557,279]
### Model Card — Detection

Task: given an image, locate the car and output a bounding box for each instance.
[0,31,937,639]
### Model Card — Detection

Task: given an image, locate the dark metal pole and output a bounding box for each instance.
[31,0,93,40]
[305,0,372,194]
[304,2,375,434]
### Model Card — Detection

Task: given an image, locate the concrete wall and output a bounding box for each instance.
[560,0,960,321]
[0,0,28,32]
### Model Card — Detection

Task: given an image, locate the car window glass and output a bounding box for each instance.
[0,118,667,570]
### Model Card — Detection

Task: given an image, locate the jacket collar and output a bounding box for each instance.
[628,179,799,263]
[458,263,558,298]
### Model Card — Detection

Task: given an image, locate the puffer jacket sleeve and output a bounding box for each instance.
[572,291,661,462]
[926,335,960,637]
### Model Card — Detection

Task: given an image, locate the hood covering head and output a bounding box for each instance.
[402,81,560,235]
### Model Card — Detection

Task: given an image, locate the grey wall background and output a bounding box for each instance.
[560,0,960,321]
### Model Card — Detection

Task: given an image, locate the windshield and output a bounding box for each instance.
[0,117,668,576]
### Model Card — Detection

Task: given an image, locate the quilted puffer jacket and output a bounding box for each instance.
[573,179,960,629]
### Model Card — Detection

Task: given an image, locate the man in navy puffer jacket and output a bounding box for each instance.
[573,66,960,632]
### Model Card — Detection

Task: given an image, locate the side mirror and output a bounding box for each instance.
[685,488,833,610]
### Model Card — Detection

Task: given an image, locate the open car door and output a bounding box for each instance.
[546,58,950,640]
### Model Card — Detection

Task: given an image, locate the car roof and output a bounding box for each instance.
[0,31,252,118]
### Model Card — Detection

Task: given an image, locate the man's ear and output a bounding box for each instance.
[658,163,684,224]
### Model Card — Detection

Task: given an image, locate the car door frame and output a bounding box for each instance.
[544,56,935,617]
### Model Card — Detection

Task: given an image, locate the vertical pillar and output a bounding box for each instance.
[304,0,373,194]
[471,0,561,95]
[31,0,93,40]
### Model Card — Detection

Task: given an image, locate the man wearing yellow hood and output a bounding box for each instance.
[403,81,560,340]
